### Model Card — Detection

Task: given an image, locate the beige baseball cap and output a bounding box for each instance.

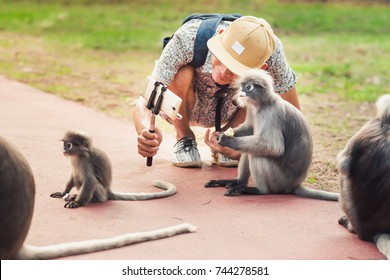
[207,16,276,76]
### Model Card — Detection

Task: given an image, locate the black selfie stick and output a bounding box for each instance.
[145,81,166,166]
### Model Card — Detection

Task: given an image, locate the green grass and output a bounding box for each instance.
[283,33,390,101]
[2,0,390,50]
[0,0,389,102]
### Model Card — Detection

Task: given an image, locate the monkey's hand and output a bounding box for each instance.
[204,129,241,160]
[50,192,66,198]
[64,200,80,208]
[216,133,234,148]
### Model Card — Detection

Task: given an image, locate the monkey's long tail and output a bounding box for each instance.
[293,185,339,201]
[17,223,196,260]
[109,180,176,200]
[374,233,390,260]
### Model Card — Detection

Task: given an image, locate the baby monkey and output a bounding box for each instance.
[50,130,176,208]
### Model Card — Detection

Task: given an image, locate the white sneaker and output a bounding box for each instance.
[172,137,202,168]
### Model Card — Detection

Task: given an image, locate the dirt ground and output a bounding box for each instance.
[299,93,374,192]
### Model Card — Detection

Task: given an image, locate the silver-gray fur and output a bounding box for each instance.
[0,135,196,260]
[50,130,176,208]
[205,69,339,201]
[337,94,390,259]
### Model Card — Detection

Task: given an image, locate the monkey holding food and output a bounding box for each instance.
[206,69,339,201]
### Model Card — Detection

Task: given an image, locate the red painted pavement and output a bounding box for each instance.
[0,75,385,260]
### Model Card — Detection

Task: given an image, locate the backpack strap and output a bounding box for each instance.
[190,13,242,68]
[162,13,242,68]
[182,13,242,25]
[191,16,223,68]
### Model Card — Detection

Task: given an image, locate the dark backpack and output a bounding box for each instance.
[163,13,242,68]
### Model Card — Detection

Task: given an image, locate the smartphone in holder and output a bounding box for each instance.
[143,75,182,122]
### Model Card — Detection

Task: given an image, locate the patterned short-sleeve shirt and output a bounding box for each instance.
[153,19,297,128]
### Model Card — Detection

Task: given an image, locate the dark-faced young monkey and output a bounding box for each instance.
[206,69,339,201]
[50,130,176,208]
[337,94,390,259]
[0,135,196,260]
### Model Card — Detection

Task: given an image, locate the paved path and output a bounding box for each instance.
[0,76,385,260]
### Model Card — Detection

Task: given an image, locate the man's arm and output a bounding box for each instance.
[280,85,300,110]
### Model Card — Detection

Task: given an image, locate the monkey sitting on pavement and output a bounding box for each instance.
[205,69,339,201]
[336,94,390,259]
[0,135,196,259]
[50,130,176,208]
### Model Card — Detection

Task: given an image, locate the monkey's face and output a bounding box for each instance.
[61,131,91,157]
[234,69,275,108]
[62,140,90,158]
[235,80,263,107]
[63,141,77,157]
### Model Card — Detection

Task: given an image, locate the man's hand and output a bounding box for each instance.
[204,129,241,160]
[137,127,163,158]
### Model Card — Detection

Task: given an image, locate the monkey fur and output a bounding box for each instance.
[50,130,176,208]
[206,69,339,201]
[337,94,390,259]
[0,135,196,259]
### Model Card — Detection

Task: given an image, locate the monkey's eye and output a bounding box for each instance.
[245,84,254,92]
[65,142,73,150]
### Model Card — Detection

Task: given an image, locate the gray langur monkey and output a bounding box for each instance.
[0,135,196,260]
[336,94,390,259]
[205,69,339,201]
[50,130,176,208]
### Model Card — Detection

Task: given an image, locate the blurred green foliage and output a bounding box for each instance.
[0,0,389,101]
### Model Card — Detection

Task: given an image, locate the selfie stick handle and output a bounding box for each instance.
[146,114,156,166]
[146,81,166,167]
